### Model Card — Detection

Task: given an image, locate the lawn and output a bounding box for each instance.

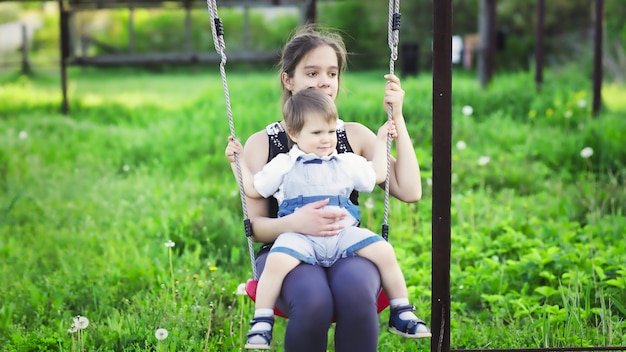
[0,66,625,351]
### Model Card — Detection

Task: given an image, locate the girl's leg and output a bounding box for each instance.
[327,256,380,352]
[256,252,334,352]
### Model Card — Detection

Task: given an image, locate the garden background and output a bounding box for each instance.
[1,0,625,351]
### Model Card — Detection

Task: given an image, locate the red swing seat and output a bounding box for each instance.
[245,278,390,319]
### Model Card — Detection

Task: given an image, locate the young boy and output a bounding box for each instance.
[226,89,431,349]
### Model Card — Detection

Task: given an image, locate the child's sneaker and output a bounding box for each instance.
[244,316,275,350]
[388,304,432,338]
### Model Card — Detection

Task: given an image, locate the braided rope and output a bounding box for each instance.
[207,0,258,280]
[383,0,401,240]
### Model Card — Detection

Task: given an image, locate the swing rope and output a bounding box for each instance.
[383,0,401,241]
[207,0,400,281]
[207,0,258,280]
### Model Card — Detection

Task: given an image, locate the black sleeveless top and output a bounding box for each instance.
[258,120,359,254]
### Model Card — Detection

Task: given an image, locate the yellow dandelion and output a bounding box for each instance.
[209,266,218,272]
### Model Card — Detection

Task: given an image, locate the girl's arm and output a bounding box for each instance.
[344,74,422,202]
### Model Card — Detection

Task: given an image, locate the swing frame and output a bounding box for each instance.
[207,0,401,319]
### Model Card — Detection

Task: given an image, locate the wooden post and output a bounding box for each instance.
[431,0,452,351]
[592,0,603,117]
[21,24,31,75]
[129,3,135,54]
[534,0,545,91]
[184,0,192,54]
[305,0,317,25]
[59,0,69,114]
[478,0,496,87]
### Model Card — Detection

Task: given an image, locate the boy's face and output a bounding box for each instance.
[288,115,338,157]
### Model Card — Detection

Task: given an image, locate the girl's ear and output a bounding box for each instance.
[281,72,292,91]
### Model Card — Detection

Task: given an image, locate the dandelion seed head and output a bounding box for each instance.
[122,164,130,172]
[462,105,473,116]
[580,147,594,159]
[564,110,572,119]
[18,131,28,140]
[165,240,175,248]
[578,99,586,108]
[155,328,169,340]
[364,197,374,209]
[235,283,247,295]
[68,324,78,333]
[73,315,89,329]
[477,156,491,166]
[456,140,467,150]
[426,178,432,187]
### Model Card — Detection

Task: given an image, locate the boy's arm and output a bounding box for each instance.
[372,120,397,184]
[226,136,263,198]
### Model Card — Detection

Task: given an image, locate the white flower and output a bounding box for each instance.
[235,283,247,295]
[155,328,169,340]
[477,156,491,166]
[364,198,374,209]
[580,147,593,159]
[18,131,28,139]
[456,141,467,150]
[165,240,175,248]
[73,315,89,329]
[462,105,473,116]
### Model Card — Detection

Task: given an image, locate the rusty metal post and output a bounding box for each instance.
[431,0,452,351]
[592,0,604,117]
[534,0,545,91]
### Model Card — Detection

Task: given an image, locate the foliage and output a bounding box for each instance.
[1,68,625,351]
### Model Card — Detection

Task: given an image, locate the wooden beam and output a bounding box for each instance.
[592,0,603,117]
[534,0,544,91]
[431,0,452,351]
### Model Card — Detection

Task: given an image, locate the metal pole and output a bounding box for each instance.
[431,0,452,351]
[534,0,545,91]
[592,0,603,117]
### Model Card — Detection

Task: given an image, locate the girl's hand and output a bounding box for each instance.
[225,136,243,163]
[383,73,405,120]
[292,199,347,236]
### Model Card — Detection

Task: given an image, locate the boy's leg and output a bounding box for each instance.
[247,252,301,348]
[355,241,407,299]
[255,252,301,309]
[355,241,431,338]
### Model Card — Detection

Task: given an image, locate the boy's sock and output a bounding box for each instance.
[390,298,418,320]
[247,308,274,344]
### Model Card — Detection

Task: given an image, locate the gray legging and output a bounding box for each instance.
[255,252,381,352]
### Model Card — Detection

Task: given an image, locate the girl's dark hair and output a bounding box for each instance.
[279,24,347,106]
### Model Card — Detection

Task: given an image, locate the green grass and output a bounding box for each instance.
[1,66,625,351]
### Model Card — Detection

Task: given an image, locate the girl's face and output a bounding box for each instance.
[282,45,340,101]
[288,114,338,158]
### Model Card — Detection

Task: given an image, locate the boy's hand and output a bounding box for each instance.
[377,120,397,141]
[225,136,243,163]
